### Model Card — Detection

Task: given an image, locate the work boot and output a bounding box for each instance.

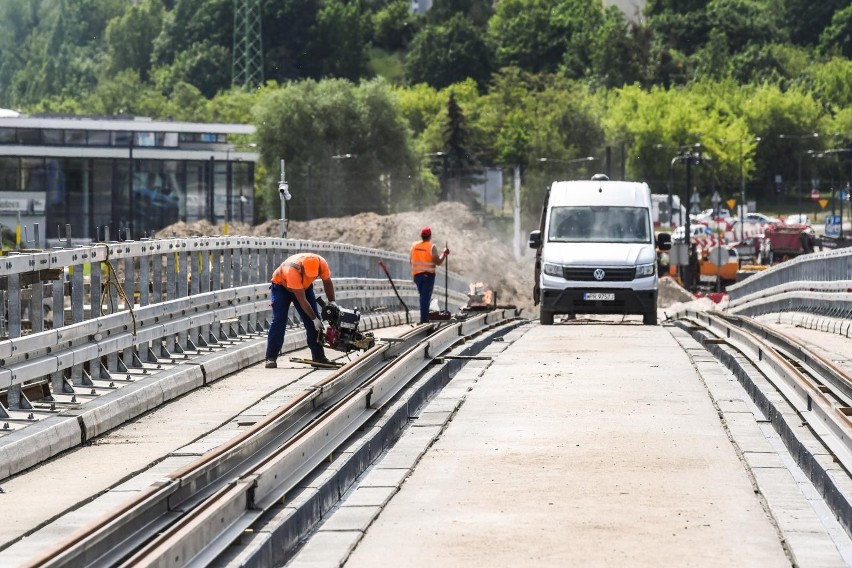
[265,359,277,368]
[312,351,331,365]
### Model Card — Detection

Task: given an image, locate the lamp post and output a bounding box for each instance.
[331,153,357,217]
[278,159,291,238]
[671,149,703,289]
[536,156,597,181]
[778,132,820,209]
[717,136,761,241]
[824,147,852,239]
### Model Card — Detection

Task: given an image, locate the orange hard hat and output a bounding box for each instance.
[303,255,320,277]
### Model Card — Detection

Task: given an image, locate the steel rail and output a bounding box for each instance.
[679,309,852,471]
[23,325,430,568]
[25,310,517,568]
[121,311,512,567]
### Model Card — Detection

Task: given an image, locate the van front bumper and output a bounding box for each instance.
[540,286,657,316]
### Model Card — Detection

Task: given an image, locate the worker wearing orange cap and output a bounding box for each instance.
[265,252,336,368]
[410,226,449,324]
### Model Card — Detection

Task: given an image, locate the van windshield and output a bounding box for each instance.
[548,206,651,244]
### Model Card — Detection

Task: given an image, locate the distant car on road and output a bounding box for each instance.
[742,212,781,225]
[784,213,810,225]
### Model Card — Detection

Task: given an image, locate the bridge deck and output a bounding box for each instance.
[294,319,845,567]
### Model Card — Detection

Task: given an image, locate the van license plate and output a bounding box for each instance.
[584,292,615,301]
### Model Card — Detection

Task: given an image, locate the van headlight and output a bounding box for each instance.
[635,263,656,278]
[543,263,563,277]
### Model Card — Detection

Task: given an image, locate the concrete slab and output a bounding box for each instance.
[344,323,790,568]
[320,505,381,532]
[287,530,362,568]
[358,467,410,488]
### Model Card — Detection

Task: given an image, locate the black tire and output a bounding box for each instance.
[540,310,554,325]
[643,310,657,325]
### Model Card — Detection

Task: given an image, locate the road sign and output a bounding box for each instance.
[726,199,736,211]
[690,193,701,205]
[825,215,841,238]
[819,199,829,209]
[690,204,700,214]
[810,188,820,200]
[711,191,721,204]
[840,190,850,201]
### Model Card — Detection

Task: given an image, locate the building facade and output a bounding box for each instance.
[0,115,258,244]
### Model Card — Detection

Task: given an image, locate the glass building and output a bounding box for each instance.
[0,115,258,243]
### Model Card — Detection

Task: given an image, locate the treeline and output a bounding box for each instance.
[0,0,851,225]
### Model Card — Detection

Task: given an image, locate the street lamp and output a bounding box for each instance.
[823,147,852,239]
[330,153,357,217]
[778,132,820,204]
[536,156,597,180]
[717,136,761,241]
[671,149,704,289]
[278,159,291,238]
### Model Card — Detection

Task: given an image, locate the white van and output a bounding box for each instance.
[528,175,671,325]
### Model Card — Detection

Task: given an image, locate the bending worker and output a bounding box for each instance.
[265,252,336,368]
[410,226,450,324]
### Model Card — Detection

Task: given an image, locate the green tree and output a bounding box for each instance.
[819,5,852,59]
[308,0,371,81]
[105,0,165,81]
[783,0,848,47]
[442,90,480,202]
[253,79,416,220]
[405,14,492,90]
[153,41,231,98]
[372,0,418,51]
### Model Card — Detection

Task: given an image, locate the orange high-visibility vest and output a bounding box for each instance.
[271,253,330,289]
[410,241,436,276]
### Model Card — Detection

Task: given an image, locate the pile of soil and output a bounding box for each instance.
[157,202,536,312]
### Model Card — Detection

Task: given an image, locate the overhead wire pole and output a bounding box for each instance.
[232,0,264,89]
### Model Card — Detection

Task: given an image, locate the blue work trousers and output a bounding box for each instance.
[265,284,324,361]
[413,272,436,324]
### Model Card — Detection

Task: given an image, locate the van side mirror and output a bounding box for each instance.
[656,232,672,251]
[529,230,541,249]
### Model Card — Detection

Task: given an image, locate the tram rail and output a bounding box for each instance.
[675,309,852,534]
[23,309,522,568]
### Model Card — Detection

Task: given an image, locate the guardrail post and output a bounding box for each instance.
[88,258,102,381]
[122,254,136,371]
[8,273,21,339]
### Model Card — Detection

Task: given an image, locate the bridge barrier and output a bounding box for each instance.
[0,237,469,416]
[725,247,852,319]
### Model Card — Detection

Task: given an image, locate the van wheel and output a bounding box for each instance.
[540,310,554,325]
[643,310,657,325]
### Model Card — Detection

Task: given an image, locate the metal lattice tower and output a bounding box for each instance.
[232,0,264,89]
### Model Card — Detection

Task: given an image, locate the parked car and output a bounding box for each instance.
[672,223,711,243]
[691,208,731,224]
[742,212,781,225]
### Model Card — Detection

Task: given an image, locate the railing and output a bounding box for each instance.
[0,237,469,413]
[724,248,852,318]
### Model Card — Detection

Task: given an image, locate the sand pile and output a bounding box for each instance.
[157,202,536,312]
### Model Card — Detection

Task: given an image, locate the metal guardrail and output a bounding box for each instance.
[0,237,469,414]
[725,247,852,318]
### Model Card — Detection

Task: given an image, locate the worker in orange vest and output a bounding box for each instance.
[410,226,449,324]
[265,253,336,368]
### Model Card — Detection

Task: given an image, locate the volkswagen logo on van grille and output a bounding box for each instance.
[593,268,606,280]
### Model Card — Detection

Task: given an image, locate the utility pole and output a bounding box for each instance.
[513,165,521,261]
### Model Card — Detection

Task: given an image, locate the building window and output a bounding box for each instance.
[112,131,131,147]
[0,157,17,190]
[42,129,63,145]
[88,130,110,145]
[65,130,87,145]
[0,128,15,144]
[17,129,41,145]
[21,157,46,191]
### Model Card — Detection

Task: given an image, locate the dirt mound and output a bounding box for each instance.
[157,202,535,312]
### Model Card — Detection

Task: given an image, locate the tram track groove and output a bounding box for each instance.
[675,310,852,537]
[23,310,523,568]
